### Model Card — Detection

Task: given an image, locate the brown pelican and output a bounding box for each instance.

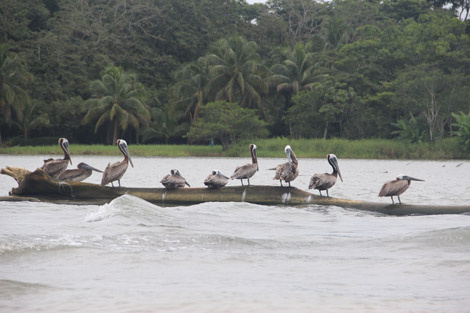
[161,169,190,190]
[273,145,299,187]
[230,144,258,186]
[379,174,424,204]
[101,139,134,187]
[204,170,229,189]
[309,154,343,197]
[57,162,103,182]
[41,138,72,178]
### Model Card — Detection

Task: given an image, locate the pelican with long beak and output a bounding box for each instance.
[161,169,190,190]
[379,174,424,204]
[204,170,229,189]
[231,144,258,186]
[273,145,299,187]
[309,154,343,197]
[101,139,133,187]
[41,137,72,178]
[57,162,103,182]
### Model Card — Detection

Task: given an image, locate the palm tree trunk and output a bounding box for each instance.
[113,122,119,145]
[323,121,329,139]
[23,128,29,145]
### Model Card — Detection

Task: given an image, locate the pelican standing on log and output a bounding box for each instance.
[41,138,72,178]
[379,174,424,204]
[309,154,343,197]
[101,139,133,187]
[231,144,258,186]
[57,162,103,182]
[273,145,299,187]
[161,169,190,190]
[204,170,229,189]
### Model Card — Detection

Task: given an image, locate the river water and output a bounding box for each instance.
[1,155,470,313]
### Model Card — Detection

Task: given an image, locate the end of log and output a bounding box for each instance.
[1,166,32,185]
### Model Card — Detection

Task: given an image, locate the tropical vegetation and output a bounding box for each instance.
[0,0,469,155]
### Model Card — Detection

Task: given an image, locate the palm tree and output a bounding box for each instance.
[13,102,51,145]
[82,65,151,144]
[142,104,188,144]
[206,36,268,108]
[321,16,350,51]
[173,57,210,124]
[269,42,322,109]
[0,45,32,143]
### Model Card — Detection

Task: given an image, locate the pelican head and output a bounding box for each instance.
[213,169,229,179]
[117,139,133,167]
[250,144,258,168]
[397,174,424,182]
[174,169,182,176]
[327,154,343,182]
[285,145,293,162]
[77,162,103,173]
[59,138,72,165]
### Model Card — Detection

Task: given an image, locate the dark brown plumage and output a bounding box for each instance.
[57,162,103,182]
[41,138,72,178]
[379,174,424,204]
[204,170,229,189]
[273,145,299,187]
[231,144,258,186]
[161,169,190,190]
[309,154,343,197]
[101,139,134,187]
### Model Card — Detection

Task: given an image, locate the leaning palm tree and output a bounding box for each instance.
[82,65,151,144]
[0,45,33,143]
[206,36,268,109]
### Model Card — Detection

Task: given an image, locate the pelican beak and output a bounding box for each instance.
[89,165,103,173]
[220,172,230,179]
[119,141,134,168]
[80,163,103,173]
[330,157,343,182]
[286,149,292,163]
[63,143,72,165]
[407,176,424,182]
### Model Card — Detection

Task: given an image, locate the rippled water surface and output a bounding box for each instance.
[1,155,470,313]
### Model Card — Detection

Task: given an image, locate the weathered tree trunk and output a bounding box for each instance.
[2,167,470,216]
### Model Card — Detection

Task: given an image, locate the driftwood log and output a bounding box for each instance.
[2,167,470,216]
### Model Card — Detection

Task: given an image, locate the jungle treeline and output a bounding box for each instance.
[1,0,470,148]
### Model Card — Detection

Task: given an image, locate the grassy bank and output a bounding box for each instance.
[0,138,467,159]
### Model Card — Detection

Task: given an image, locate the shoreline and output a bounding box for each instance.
[0,138,467,160]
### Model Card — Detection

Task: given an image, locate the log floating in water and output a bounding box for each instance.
[1,167,470,216]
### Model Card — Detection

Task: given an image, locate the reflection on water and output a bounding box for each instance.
[1,155,469,205]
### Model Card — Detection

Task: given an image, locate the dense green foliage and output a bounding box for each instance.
[1,0,469,153]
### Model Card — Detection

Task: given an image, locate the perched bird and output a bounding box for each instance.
[57,162,103,182]
[231,144,258,186]
[309,154,343,197]
[161,169,190,190]
[101,139,134,187]
[379,174,424,204]
[41,138,72,178]
[273,145,299,187]
[204,170,229,189]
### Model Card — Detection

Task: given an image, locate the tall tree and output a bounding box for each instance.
[13,102,50,145]
[172,57,211,123]
[206,36,268,109]
[269,42,319,104]
[0,45,33,143]
[82,65,150,144]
